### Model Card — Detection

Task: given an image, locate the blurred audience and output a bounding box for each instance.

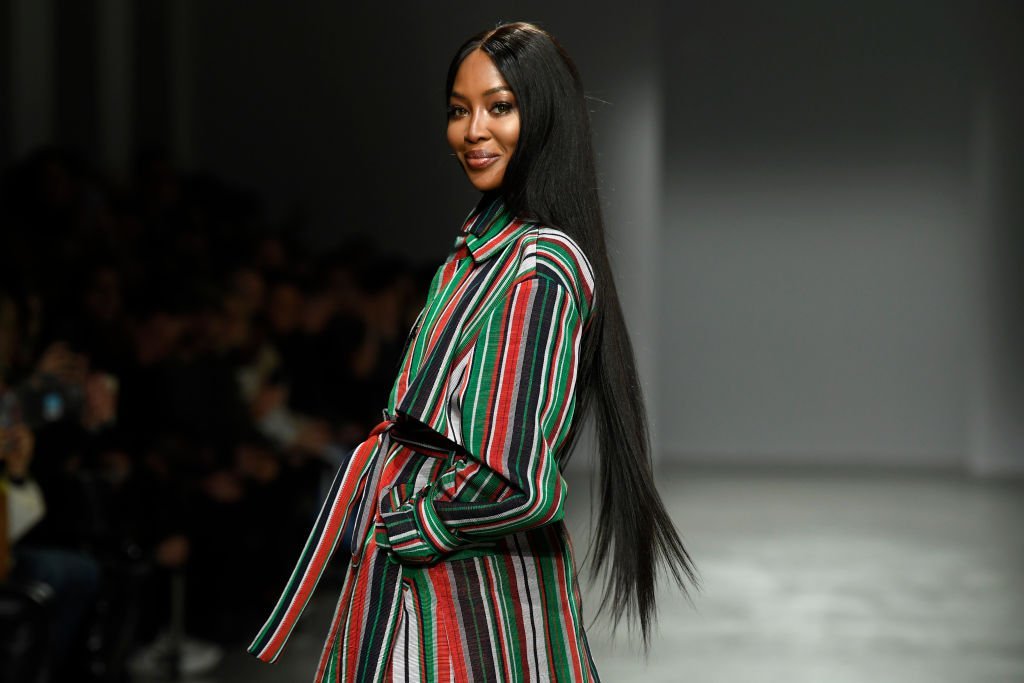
[0,145,432,682]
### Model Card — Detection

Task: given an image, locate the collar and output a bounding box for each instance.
[453,194,532,262]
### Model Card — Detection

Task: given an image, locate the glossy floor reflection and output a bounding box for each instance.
[167,467,1024,682]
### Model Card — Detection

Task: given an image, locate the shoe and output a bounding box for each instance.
[127,631,224,678]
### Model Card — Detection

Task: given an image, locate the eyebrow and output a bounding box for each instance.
[450,86,514,100]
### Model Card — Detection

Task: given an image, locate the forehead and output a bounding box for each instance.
[451,49,511,96]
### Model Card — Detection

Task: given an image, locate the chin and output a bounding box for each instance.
[459,159,506,193]
[467,172,504,193]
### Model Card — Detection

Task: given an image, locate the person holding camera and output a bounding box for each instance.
[1,417,100,682]
[0,339,117,682]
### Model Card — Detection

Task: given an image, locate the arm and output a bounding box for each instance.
[4,478,46,544]
[1,424,45,545]
[380,276,584,563]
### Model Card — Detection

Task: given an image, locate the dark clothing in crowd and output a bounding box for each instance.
[0,146,427,681]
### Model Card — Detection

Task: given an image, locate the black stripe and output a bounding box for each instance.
[513,533,542,681]
[355,554,403,681]
[455,558,500,682]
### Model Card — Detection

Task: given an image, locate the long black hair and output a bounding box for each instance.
[446,22,699,650]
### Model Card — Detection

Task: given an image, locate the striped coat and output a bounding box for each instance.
[249,195,600,682]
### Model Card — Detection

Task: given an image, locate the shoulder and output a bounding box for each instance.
[516,225,596,320]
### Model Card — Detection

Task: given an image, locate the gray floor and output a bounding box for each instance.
[162,468,1024,682]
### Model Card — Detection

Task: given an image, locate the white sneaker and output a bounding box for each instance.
[127,631,224,678]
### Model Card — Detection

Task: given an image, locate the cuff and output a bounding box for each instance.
[380,483,463,563]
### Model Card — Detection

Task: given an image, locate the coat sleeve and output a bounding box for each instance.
[379,275,586,563]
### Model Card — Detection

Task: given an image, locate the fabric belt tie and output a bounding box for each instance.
[247,409,458,664]
[347,414,395,561]
[355,412,466,558]
[343,409,463,565]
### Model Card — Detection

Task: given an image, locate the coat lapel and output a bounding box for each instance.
[394,195,534,440]
[396,254,503,436]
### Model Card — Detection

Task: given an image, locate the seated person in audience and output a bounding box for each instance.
[1,421,100,683]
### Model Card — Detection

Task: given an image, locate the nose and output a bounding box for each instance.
[465,108,489,143]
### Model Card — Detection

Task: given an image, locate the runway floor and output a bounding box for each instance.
[162,466,1024,682]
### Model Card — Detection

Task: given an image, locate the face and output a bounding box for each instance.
[447,49,520,192]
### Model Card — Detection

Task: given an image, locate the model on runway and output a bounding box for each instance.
[249,21,698,682]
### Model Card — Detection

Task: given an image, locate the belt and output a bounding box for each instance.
[350,409,464,562]
[249,408,460,663]
[345,413,395,563]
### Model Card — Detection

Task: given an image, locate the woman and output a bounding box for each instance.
[249,22,698,682]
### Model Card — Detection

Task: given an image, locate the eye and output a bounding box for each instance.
[491,101,515,115]
[447,104,468,119]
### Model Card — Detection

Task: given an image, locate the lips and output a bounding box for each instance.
[464,150,500,170]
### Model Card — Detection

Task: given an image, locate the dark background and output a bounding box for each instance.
[9,0,1017,473]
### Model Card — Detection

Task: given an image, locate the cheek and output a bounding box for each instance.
[500,118,520,151]
[446,123,462,154]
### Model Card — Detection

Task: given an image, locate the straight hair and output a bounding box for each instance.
[446,22,699,650]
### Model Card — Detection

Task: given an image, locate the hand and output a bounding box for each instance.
[250,384,288,420]
[201,470,244,503]
[98,449,133,484]
[0,423,35,479]
[81,373,118,430]
[291,419,332,455]
[35,341,88,387]
[155,534,190,568]
[236,444,281,483]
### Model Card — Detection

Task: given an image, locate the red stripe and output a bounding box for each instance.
[479,288,520,475]
[540,234,594,301]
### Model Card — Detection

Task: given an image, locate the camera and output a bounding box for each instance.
[0,373,85,430]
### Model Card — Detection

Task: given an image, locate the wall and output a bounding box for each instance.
[658,3,984,466]
[967,1,1024,475]
[187,3,662,261]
